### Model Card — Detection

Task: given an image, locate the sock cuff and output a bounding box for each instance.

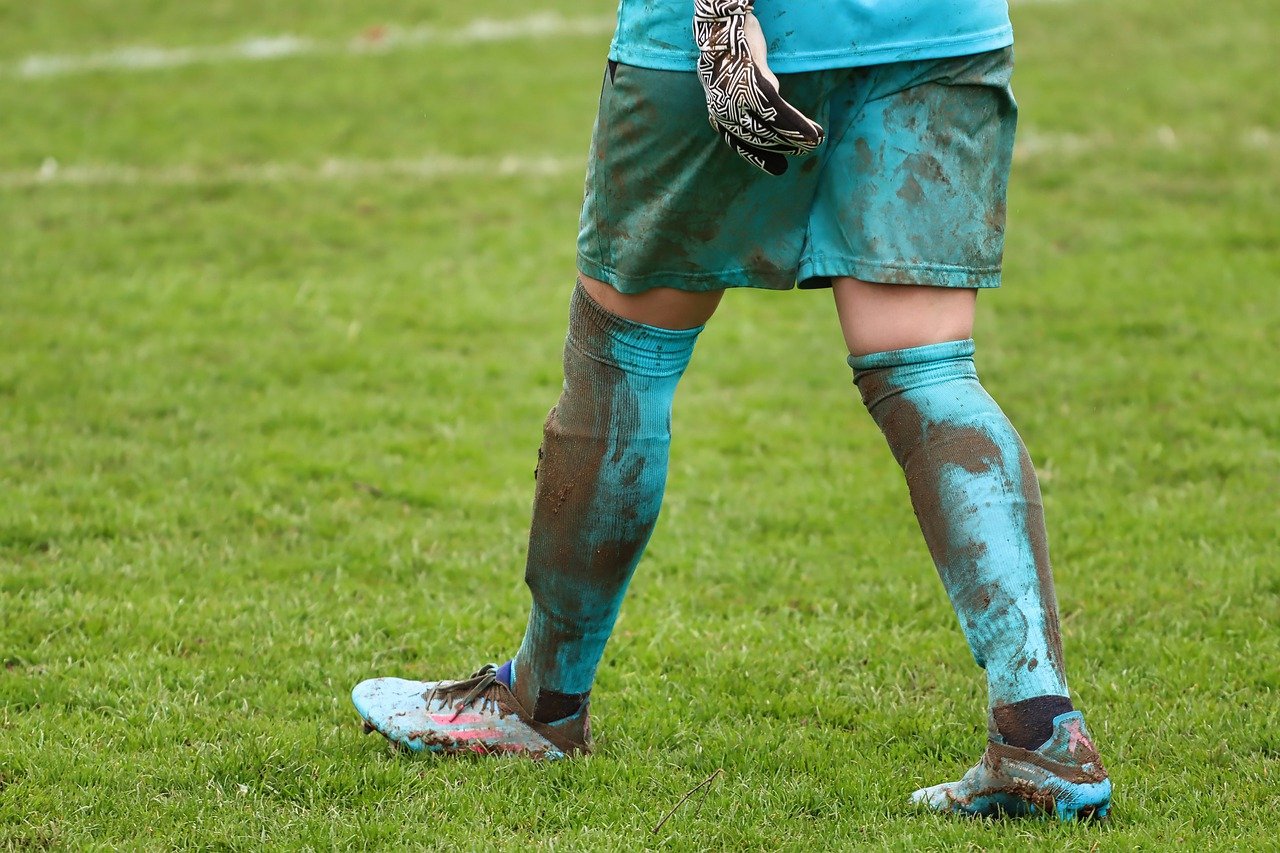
[569,282,702,378]
[847,338,975,373]
[849,339,979,413]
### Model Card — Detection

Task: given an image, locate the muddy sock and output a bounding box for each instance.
[496,658,586,723]
[992,694,1075,749]
[851,339,1070,709]
[513,282,701,712]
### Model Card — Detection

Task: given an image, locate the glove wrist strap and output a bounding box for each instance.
[694,0,752,22]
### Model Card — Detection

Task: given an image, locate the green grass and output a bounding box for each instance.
[2,0,1277,848]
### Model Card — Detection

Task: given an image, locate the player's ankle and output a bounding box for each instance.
[992,694,1074,749]
[496,658,589,723]
[532,689,589,723]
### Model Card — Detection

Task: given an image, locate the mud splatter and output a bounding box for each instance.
[984,198,1007,237]
[403,730,557,760]
[854,137,875,172]
[1019,447,1066,683]
[896,175,925,204]
[901,151,949,188]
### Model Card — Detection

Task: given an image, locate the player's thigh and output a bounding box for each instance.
[804,48,1015,354]
[578,61,835,296]
[810,48,1016,290]
[832,277,976,356]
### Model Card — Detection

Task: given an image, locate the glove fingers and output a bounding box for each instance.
[714,114,810,155]
[694,5,822,175]
[718,127,789,176]
[702,59,824,153]
[751,73,825,151]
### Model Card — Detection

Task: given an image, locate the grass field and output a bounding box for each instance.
[2,0,1278,848]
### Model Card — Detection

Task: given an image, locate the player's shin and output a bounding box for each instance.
[851,339,1074,749]
[512,282,701,722]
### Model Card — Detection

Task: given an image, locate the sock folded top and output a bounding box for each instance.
[848,338,978,413]
[847,338,975,372]
[569,283,702,378]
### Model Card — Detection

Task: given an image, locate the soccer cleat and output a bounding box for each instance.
[351,663,591,759]
[911,711,1111,821]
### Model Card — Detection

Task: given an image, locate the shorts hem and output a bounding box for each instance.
[577,253,796,294]
[797,255,1002,289]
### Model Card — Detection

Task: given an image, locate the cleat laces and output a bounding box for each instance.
[424,664,503,721]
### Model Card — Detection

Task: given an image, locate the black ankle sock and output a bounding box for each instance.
[532,689,588,724]
[992,695,1075,749]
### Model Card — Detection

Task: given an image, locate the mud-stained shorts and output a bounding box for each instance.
[576,47,1016,293]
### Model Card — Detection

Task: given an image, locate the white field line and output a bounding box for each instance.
[1241,127,1277,150]
[1014,130,1099,160]
[1012,127,1280,161]
[7,4,1081,80]
[0,154,581,189]
[8,13,616,79]
[2,128,1274,190]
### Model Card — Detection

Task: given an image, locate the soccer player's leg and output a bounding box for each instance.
[835,280,1110,819]
[804,46,1110,818]
[352,279,715,757]
[352,60,827,758]
[508,277,717,722]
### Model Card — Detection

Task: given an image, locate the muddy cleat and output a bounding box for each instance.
[351,664,591,759]
[911,711,1111,821]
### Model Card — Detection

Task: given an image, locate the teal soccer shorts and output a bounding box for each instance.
[577,47,1017,293]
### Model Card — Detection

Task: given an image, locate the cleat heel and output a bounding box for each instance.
[912,711,1110,822]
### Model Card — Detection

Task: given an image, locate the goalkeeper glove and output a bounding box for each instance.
[693,0,825,176]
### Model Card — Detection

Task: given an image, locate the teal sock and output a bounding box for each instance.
[850,339,1071,710]
[514,283,701,714]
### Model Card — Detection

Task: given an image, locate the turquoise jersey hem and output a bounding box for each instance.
[608,25,1013,73]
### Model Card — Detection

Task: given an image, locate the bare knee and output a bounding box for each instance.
[579,274,723,331]
[832,277,977,356]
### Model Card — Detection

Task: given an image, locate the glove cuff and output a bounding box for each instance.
[694,0,752,22]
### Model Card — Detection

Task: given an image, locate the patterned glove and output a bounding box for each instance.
[693,0,825,176]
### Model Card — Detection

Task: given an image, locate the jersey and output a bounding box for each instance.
[609,0,1014,74]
